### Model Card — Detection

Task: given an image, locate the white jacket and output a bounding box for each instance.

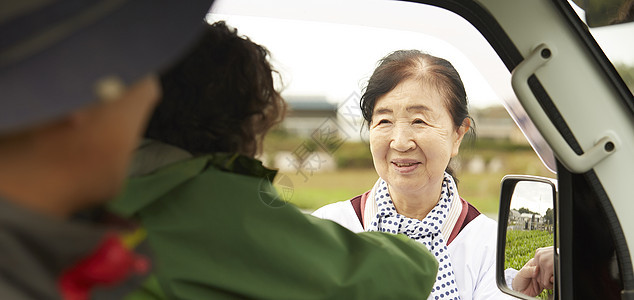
[313,199,513,299]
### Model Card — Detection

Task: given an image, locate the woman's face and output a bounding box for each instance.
[369,78,468,198]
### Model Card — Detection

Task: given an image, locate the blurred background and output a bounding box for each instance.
[209,0,633,219]
[259,105,552,219]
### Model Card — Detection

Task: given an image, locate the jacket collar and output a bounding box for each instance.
[109,152,277,218]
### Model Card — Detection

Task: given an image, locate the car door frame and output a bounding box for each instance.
[402,0,634,298]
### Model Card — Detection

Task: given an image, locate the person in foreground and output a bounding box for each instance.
[313,50,553,299]
[109,22,439,299]
[0,1,211,299]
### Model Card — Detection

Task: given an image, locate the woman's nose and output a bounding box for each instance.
[390,124,415,152]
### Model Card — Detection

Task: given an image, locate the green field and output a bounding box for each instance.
[264,131,554,215]
[273,149,552,216]
[276,168,507,214]
[504,230,554,299]
[505,230,554,270]
[276,168,379,210]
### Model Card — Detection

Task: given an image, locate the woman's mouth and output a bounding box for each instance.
[393,162,418,167]
[391,161,421,173]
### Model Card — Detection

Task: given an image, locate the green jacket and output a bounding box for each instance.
[110,153,438,299]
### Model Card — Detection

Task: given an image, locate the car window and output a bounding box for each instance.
[208,0,555,219]
[569,1,634,95]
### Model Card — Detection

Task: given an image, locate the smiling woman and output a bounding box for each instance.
[369,78,468,219]
[313,50,501,300]
[363,51,472,221]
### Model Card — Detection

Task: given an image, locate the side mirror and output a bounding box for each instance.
[496,175,557,299]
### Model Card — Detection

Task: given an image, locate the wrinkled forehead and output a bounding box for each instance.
[372,78,450,116]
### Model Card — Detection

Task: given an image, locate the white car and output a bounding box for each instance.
[213,0,633,298]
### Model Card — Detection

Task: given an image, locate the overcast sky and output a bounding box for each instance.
[510,180,557,216]
[209,0,506,108]
[209,0,633,108]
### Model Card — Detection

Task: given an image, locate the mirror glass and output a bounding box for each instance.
[505,180,555,299]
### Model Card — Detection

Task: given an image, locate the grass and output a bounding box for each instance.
[505,230,554,270]
[273,146,554,217]
[458,171,507,216]
[264,130,555,216]
[276,169,379,210]
[277,169,507,215]
[505,230,555,299]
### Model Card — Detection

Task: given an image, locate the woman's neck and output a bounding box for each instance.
[388,183,442,220]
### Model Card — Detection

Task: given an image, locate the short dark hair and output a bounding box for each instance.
[145,21,286,157]
[360,50,474,177]
[361,50,472,130]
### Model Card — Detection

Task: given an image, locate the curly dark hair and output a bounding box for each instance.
[145,21,286,157]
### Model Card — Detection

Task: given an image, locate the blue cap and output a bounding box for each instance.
[0,0,214,133]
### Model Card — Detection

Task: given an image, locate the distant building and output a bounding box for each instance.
[282,96,338,137]
[275,96,342,173]
[508,209,523,230]
[508,209,547,231]
[509,209,521,220]
[472,105,529,145]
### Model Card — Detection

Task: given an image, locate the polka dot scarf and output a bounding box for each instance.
[367,172,461,300]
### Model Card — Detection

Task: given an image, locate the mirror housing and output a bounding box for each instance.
[496,175,557,299]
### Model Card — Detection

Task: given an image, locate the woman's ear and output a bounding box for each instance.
[451,118,470,157]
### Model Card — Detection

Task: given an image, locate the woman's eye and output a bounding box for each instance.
[413,119,426,124]
[377,119,391,125]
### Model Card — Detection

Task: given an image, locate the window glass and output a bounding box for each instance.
[209,0,555,217]
[570,1,634,95]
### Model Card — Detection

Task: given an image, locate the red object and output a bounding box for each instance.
[58,234,149,300]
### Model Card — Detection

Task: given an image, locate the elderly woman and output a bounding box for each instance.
[314,50,502,300]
